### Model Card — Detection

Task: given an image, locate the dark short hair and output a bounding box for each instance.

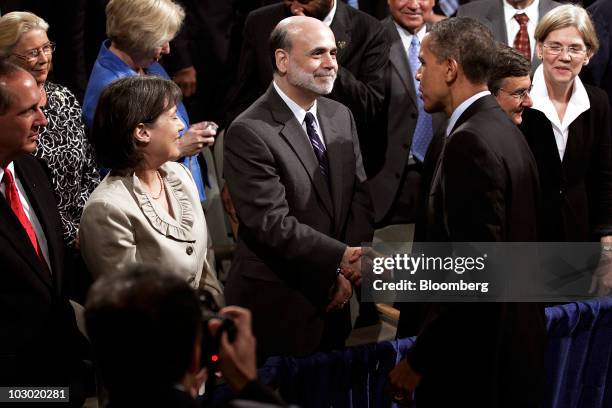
[91,75,181,170]
[488,43,531,95]
[427,17,496,85]
[269,22,293,73]
[85,265,201,396]
[0,60,28,115]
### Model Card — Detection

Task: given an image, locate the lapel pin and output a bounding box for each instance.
[337,41,347,50]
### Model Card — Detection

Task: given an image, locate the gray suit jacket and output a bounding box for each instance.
[369,18,446,223]
[224,84,374,357]
[457,0,561,69]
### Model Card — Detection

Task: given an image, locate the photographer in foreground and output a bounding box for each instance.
[85,265,284,407]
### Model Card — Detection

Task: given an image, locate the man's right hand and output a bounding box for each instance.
[340,246,362,286]
[209,306,257,393]
[177,121,217,158]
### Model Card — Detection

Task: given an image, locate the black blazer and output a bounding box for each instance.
[406,95,545,408]
[0,155,90,402]
[428,95,540,241]
[225,1,389,176]
[520,85,612,241]
[224,86,373,358]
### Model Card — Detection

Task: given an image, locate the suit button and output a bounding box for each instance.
[403,143,410,149]
[186,246,194,255]
[395,173,401,179]
[411,113,417,119]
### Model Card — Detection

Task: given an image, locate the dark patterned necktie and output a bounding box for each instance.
[304,112,330,180]
[513,13,531,60]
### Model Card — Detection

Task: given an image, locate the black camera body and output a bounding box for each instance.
[197,289,237,369]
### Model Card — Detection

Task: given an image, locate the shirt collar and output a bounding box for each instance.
[504,0,540,26]
[446,90,491,137]
[530,64,590,130]
[97,40,138,77]
[394,22,428,55]
[273,80,318,126]
[323,0,338,26]
[0,161,15,183]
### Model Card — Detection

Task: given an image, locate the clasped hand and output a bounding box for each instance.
[178,121,217,157]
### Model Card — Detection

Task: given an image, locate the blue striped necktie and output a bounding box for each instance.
[304,112,330,180]
[408,35,434,162]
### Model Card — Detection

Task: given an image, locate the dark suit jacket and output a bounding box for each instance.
[224,85,373,358]
[407,95,545,408]
[582,0,612,110]
[520,85,612,241]
[457,0,561,70]
[0,155,90,404]
[225,1,389,177]
[368,18,446,224]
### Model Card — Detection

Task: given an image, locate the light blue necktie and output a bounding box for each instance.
[408,35,433,162]
[346,0,359,9]
[438,0,459,16]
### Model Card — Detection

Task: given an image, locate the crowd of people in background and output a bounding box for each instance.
[0,0,611,407]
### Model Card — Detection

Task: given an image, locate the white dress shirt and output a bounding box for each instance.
[0,162,51,269]
[394,22,427,57]
[322,0,338,26]
[530,64,590,160]
[503,0,540,59]
[273,81,327,147]
[446,91,492,137]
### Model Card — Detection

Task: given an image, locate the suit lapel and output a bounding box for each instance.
[267,87,334,216]
[385,18,418,108]
[330,2,352,65]
[317,106,345,225]
[2,159,55,290]
[485,0,508,45]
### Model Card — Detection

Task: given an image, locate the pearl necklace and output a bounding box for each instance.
[150,171,165,200]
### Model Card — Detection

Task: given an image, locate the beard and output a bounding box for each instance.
[287,61,337,95]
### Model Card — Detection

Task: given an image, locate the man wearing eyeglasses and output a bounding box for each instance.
[489,42,533,125]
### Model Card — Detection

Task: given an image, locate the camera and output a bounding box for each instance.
[197,289,237,370]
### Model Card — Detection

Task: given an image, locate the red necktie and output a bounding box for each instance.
[2,167,47,268]
[513,13,531,60]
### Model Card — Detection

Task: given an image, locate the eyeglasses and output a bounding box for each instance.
[542,42,587,57]
[12,42,56,63]
[498,85,533,101]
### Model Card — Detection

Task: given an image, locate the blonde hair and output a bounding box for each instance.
[106,0,185,56]
[535,4,599,56]
[0,11,49,58]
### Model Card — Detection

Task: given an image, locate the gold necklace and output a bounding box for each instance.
[150,171,164,199]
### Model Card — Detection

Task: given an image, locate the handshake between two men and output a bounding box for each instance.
[326,246,369,312]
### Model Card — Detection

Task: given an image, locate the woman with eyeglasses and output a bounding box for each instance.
[0,11,100,248]
[520,4,612,294]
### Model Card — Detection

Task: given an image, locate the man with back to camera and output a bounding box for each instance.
[0,61,92,405]
[387,18,545,407]
[85,264,285,407]
[489,42,534,125]
[224,16,374,360]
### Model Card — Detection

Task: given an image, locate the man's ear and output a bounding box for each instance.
[132,123,149,144]
[445,57,458,83]
[275,49,289,75]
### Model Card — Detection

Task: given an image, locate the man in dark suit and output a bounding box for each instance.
[369,0,446,228]
[388,18,545,407]
[224,16,374,359]
[0,62,91,405]
[583,0,612,110]
[458,0,561,70]
[225,0,388,177]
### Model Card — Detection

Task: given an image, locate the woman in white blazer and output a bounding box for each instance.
[80,76,223,301]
